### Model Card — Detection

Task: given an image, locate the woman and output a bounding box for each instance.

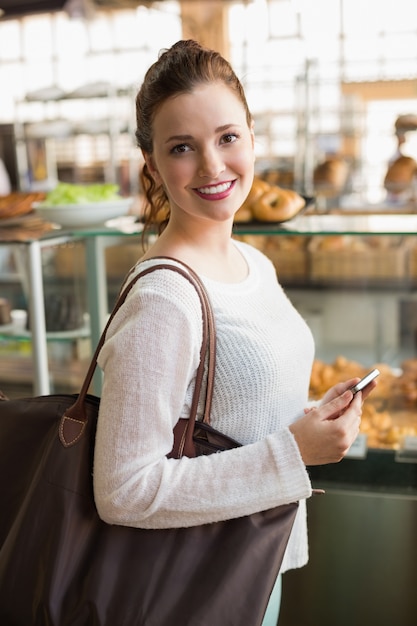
[94,40,373,624]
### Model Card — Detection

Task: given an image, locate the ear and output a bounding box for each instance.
[142,151,162,184]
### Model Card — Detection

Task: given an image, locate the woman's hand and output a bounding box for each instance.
[289,388,363,466]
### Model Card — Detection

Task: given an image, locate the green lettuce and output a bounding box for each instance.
[42,182,120,205]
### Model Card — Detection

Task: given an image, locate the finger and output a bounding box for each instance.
[331,378,361,397]
[320,389,353,420]
[350,390,363,414]
[343,377,361,392]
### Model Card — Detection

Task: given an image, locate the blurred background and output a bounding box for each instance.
[0,0,416,205]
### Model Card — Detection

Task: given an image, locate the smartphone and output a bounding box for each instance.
[350,368,380,395]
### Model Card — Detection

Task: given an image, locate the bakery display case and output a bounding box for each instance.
[1,206,417,459]
[236,213,417,464]
[2,208,417,455]
[234,212,417,626]
[1,207,417,624]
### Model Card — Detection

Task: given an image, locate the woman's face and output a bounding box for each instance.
[144,81,255,225]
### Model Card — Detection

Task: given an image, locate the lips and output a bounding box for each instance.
[194,180,235,199]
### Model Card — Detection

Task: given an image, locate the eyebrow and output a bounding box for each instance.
[165,134,192,144]
[164,124,239,144]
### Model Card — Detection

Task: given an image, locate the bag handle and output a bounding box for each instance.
[59,258,215,448]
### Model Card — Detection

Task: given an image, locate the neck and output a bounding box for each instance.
[141,221,248,283]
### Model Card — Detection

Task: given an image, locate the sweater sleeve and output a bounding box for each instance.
[93,267,312,529]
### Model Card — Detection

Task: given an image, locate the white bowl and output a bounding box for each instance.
[33,198,133,228]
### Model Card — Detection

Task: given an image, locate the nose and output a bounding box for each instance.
[198,147,225,179]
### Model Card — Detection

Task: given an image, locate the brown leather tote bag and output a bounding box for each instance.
[0,258,299,626]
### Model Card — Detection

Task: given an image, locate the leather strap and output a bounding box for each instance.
[60,257,215,447]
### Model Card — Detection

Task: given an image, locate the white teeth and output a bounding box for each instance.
[198,181,232,195]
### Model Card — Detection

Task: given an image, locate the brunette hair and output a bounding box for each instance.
[135,39,252,238]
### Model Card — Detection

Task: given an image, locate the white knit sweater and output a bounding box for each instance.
[94,240,315,572]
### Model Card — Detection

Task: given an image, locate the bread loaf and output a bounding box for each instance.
[313,156,348,196]
[384,155,416,193]
[235,177,305,223]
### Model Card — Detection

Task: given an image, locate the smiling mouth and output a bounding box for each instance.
[196,181,234,195]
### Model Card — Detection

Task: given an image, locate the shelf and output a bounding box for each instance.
[14,82,136,192]
[308,448,417,497]
[233,212,417,236]
[282,279,417,291]
[0,323,90,342]
[3,212,415,239]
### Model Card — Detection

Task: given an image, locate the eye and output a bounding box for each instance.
[171,143,191,154]
[221,133,238,145]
